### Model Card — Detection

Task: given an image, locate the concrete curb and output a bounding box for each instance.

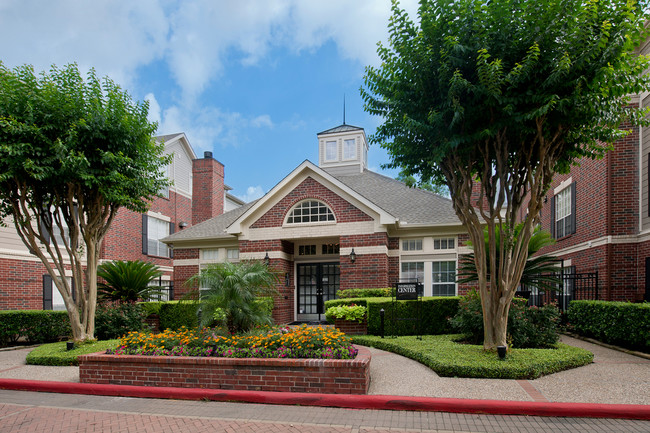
[0,378,648,421]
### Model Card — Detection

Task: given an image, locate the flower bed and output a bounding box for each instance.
[78,345,371,394]
[78,324,371,394]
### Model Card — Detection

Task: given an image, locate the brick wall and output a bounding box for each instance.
[0,258,49,309]
[251,177,372,228]
[79,346,371,394]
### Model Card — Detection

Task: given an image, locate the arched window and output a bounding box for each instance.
[286,200,335,224]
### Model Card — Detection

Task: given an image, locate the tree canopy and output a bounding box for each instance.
[362,0,650,349]
[0,63,170,340]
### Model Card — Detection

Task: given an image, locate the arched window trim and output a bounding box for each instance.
[285,199,336,225]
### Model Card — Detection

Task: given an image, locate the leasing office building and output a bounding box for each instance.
[164,124,471,323]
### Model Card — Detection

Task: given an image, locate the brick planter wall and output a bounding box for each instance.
[334,319,368,335]
[78,346,371,394]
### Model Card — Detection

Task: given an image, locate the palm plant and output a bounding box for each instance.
[190,261,279,334]
[97,260,164,302]
[457,223,561,292]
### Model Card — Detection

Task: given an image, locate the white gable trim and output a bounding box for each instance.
[226,160,397,235]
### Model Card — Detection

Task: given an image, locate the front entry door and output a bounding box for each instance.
[297,262,339,322]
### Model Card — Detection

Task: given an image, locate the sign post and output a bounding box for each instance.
[391,282,424,339]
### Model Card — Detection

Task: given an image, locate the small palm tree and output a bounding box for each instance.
[190,261,279,334]
[457,223,561,292]
[97,260,164,302]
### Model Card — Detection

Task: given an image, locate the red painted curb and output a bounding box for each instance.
[0,379,648,420]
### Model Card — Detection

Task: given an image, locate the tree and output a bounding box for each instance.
[457,224,561,293]
[396,169,449,196]
[0,63,170,341]
[362,0,650,349]
[190,261,278,334]
[97,260,164,303]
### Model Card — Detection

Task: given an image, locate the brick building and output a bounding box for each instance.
[533,110,650,303]
[164,124,471,323]
[0,133,242,310]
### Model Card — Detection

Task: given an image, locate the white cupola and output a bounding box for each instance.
[317,124,368,175]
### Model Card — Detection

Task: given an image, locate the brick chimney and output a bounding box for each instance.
[192,151,225,225]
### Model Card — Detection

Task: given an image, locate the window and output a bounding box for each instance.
[202,249,219,260]
[299,245,317,255]
[147,279,172,302]
[343,138,356,160]
[401,262,424,282]
[322,243,340,255]
[142,215,172,257]
[43,275,71,311]
[432,261,456,296]
[402,239,423,251]
[434,238,455,250]
[325,141,337,161]
[286,200,335,224]
[552,183,575,239]
[227,249,239,260]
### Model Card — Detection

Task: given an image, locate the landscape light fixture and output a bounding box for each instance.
[264,252,270,266]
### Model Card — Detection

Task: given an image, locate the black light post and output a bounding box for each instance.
[380,308,385,339]
[497,345,507,360]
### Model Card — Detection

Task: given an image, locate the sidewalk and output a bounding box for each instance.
[0,335,648,431]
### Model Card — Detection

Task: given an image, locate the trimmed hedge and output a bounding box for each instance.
[568,300,650,352]
[337,288,394,298]
[26,339,120,366]
[0,310,71,346]
[158,301,199,330]
[353,334,594,379]
[325,296,459,336]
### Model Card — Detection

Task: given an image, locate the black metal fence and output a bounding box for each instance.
[146,282,174,302]
[517,271,598,312]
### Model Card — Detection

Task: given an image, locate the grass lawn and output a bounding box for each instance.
[26,339,120,366]
[352,334,594,380]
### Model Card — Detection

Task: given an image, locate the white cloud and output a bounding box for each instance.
[251,115,273,128]
[237,186,265,202]
[145,93,162,126]
[0,0,421,104]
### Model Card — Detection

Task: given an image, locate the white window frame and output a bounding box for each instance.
[401,261,424,283]
[147,216,170,257]
[433,238,456,250]
[555,186,571,238]
[402,239,423,251]
[226,248,239,261]
[343,138,356,160]
[431,260,456,296]
[325,141,337,161]
[285,200,336,225]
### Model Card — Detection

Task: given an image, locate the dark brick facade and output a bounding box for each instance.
[536,123,646,301]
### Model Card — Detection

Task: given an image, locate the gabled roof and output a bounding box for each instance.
[317,124,364,135]
[155,132,198,160]
[163,200,257,243]
[333,170,458,226]
[163,161,462,246]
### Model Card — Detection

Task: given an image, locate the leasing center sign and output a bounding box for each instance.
[395,282,422,300]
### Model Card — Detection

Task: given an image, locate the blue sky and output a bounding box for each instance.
[0,0,419,202]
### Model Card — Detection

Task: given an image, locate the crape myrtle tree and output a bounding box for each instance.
[362,0,650,350]
[0,63,170,341]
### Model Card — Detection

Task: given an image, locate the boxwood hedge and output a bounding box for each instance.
[0,310,71,347]
[325,296,459,336]
[568,300,650,352]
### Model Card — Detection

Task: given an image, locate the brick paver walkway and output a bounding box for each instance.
[0,390,648,433]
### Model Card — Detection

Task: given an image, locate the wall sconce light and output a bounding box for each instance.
[285,272,290,286]
[178,221,188,229]
[264,252,270,266]
[349,248,357,264]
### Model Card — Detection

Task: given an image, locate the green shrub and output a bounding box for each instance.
[568,301,650,352]
[95,302,147,340]
[337,288,394,298]
[325,296,459,336]
[325,304,367,323]
[159,301,199,330]
[0,311,70,346]
[449,290,560,348]
[353,334,593,379]
[26,339,120,366]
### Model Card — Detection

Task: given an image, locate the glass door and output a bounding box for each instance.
[296,262,339,322]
